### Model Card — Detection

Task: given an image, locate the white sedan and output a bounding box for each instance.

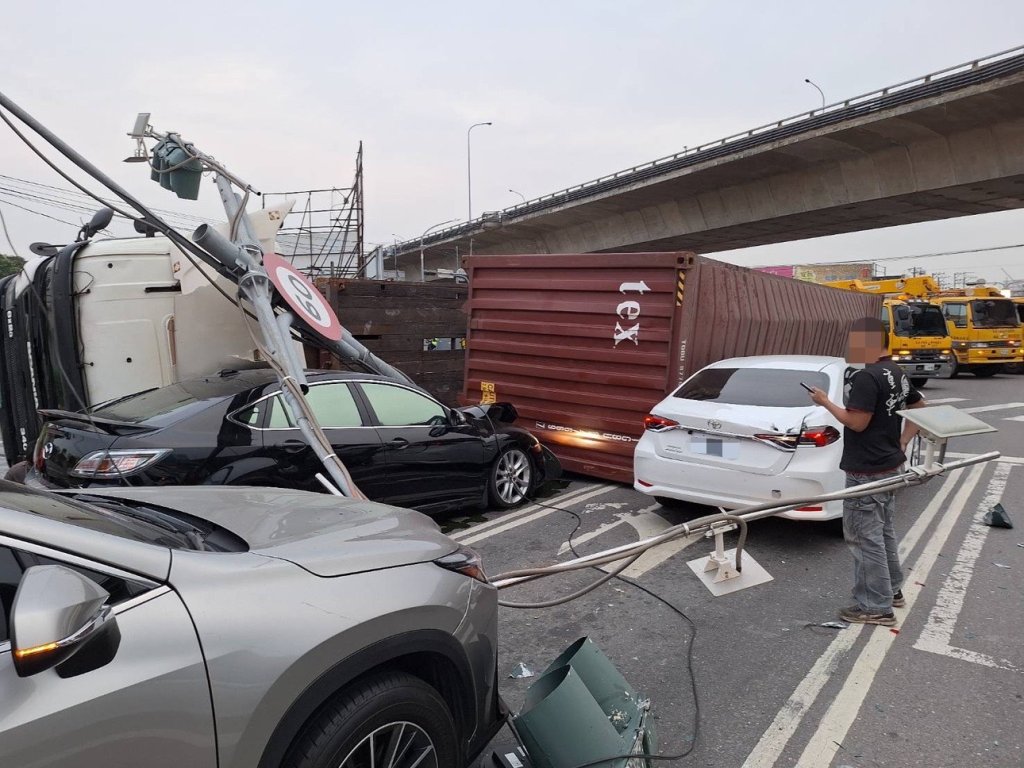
[634,355,854,521]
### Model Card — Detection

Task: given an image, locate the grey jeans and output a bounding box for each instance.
[843,470,904,613]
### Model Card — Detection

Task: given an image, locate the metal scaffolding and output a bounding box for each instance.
[262,142,364,276]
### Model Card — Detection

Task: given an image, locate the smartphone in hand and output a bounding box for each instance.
[800,382,815,393]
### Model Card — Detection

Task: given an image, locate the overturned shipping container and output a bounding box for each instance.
[463,252,881,482]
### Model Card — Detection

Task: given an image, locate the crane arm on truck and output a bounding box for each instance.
[823,276,942,297]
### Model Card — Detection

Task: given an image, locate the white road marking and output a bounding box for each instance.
[1005,415,1024,422]
[625,530,705,578]
[792,462,987,768]
[457,484,618,545]
[739,625,864,768]
[947,451,1024,465]
[556,505,706,578]
[557,518,627,555]
[451,482,609,541]
[740,466,971,768]
[925,397,969,405]
[914,461,1019,673]
[605,505,702,578]
[619,506,673,540]
[962,402,1024,414]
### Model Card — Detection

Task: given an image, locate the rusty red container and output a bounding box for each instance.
[463,252,881,483]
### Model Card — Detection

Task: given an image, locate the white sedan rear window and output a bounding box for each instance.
[674,368,830,407]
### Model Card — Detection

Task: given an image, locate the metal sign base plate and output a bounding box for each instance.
[687,548,773,596]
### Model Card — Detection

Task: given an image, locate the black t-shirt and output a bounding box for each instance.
[840,359,923,474]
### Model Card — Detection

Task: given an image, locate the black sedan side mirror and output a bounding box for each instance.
[11,565,120,678]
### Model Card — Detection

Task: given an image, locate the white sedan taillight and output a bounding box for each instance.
[797,426,841,447]
[643,414,680,432]
[754,426,841,451]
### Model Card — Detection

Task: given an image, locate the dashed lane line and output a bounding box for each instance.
[740,466,971,768]
[792,462,987,768]
[914,461,1019,673]
[925,397,968,405]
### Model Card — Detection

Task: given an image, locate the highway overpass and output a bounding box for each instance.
[395,46,1024,278]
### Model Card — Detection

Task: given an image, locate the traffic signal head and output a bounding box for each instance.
[513,637,657,768]
[149,137,204,200]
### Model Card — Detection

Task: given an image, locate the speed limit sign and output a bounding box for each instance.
[262,252,343,342]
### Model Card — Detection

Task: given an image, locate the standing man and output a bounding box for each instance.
[809,317,927,626]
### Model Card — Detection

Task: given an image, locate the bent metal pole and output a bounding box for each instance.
[489,450,1000,589]
[0,90,363,497]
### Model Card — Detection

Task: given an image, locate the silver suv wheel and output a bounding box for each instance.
[337,721,437,768]
[285,672,458,768]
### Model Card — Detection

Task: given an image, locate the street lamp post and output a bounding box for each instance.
[388,233,405,278]
[420,218,460,281]
[508,188,526,203]
[804,78,825,110]
[467,121,492,222]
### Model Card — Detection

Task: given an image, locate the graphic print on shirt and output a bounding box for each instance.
[881,366,910,416]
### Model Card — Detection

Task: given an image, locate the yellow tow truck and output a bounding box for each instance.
[823,277,954,386]
[928,286,1023,377]
[1009,297,1024,374]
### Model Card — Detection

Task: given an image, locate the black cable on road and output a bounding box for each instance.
[517,491,704,766]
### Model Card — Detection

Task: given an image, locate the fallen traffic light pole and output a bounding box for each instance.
[490,449,999,596]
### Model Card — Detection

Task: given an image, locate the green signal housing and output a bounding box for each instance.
[149,137,203,200]
[514,637,656,768]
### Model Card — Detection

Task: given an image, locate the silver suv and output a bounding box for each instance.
[0,481,501,767]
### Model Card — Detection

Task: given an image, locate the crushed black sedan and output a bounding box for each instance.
[26,370,560,513]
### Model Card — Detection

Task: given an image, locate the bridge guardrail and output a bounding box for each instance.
[400,45,1024,253]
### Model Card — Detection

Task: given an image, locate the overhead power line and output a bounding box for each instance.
[0,197,79,228]
[0,172,215,231]
[774,242,1024,268]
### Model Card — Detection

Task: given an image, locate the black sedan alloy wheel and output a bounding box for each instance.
[490,447,533,508]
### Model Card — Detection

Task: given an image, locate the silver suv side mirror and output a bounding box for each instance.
[11,565,120,678]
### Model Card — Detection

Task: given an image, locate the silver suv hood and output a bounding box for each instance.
[73,486,459,577]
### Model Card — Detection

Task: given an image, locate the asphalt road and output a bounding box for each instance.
[452,375,1024,768]
[2,377,1019,767]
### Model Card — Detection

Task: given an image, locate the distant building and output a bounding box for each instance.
[756,262,877,283]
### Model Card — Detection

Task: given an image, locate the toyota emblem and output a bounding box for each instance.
[708,420,722,431]
[42,441,54,459]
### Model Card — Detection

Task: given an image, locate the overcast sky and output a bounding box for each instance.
[2,1,1024,283]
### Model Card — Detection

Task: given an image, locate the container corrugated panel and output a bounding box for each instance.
[312,278,469,405]
[464,253,880,483]
[672,259,882,385]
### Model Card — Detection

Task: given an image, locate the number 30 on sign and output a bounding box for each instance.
[262,252,343,342]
